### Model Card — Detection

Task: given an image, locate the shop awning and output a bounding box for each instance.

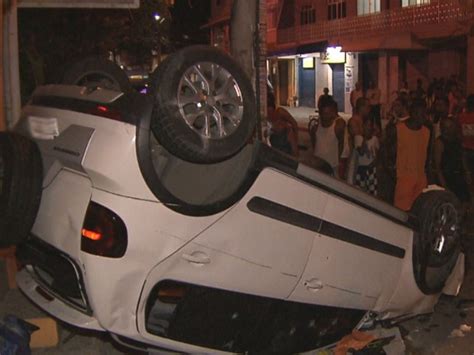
[268,41,328,57]
[296,41,328,55]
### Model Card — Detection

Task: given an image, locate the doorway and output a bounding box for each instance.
[278,60,289,106]
[298,58,316,107]
[332,64,345,112]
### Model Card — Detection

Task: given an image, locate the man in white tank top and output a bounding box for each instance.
[313,100,346,177]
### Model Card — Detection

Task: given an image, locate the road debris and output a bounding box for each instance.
[449,328,465,338]
[449,324,472,338]
[334,330,376,355]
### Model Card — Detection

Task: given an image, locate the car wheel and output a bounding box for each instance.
[0,133,43,247]
[411,190,461,294]
[149,45,257,164]
[62,57,132,92]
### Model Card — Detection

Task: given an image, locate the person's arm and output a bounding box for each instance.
[382,122,397,180]
[348,117,363,138]
[349,119,365,154]
[462,149,472,185]
[278,108,299,138]
[275,109,299,158]
[287,129,299,158]
[425,126,435,181]
[335,119,346,159]
[433,138,446,187]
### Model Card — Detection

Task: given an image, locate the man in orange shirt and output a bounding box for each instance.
[459,94,474,181]
[384,100,431,211]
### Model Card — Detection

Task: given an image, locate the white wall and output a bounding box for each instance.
[344,52,359,114]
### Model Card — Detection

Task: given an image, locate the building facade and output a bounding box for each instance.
[207,0,474,114]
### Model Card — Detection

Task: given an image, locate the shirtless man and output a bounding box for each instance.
[267,93,299,158]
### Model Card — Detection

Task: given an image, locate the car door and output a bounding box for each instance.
[144,168,328,302]
[190,168,329,299]
[289,191,412,311]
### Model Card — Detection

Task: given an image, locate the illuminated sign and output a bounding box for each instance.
[321,46,346,64]
[302,57,315,69]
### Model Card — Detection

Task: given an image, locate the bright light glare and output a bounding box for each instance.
[327,46,342,53]
[154,13,161,21]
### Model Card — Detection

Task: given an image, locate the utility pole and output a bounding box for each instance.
[230,0,267,140]
[256,0,267,139]
[2,0,20,130]
[0,1,5,131]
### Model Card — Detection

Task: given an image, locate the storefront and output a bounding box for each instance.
[270,47,359,114]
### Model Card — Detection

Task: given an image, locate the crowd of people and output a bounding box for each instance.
[327,77,473,213]
[267,76,474,215]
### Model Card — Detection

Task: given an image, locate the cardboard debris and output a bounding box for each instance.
[311,326,406,355]
[449,329,465,338]
[27,318,59,348]
[334,330,375,355]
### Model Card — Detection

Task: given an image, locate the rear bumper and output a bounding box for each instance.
[16,236,103,331]
[16,269,104,331]
[16,237,91,314]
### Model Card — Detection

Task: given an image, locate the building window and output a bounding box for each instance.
[401,0,430,6]
[328,0,347,20]
[301,4,316,25]
[357,0,381,15]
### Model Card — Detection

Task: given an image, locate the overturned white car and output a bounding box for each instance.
[0,46,464,353]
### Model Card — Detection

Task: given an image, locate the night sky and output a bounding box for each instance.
[169,0,211,47]
[17,0,211,100]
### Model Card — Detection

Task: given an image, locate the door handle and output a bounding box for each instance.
[304,278,323,292]
[182,252,211,265]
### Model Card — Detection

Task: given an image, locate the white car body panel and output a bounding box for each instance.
[288,193,411,310]
[15,85,464,354]
[16,269,105,331]
[193,168,328,291]
[31,170,91,259]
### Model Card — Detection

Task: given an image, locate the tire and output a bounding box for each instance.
[62,57,132,93]
[0,133,43,247]
[149,45,257,164]
[411,190,461,294]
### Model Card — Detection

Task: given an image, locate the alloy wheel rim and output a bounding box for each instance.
[427,202,459,265]
[177,62,244,140]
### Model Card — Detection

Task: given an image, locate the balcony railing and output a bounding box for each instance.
[277,0,474,46]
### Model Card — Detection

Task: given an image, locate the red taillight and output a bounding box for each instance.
[81,229,102,241]
[81,202,127,258]
[88,105,123,121]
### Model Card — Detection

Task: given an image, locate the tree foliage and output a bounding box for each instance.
[18,0,171,99]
